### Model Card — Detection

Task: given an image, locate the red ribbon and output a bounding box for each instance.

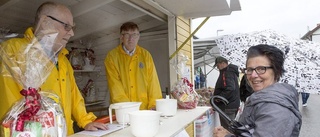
[182,77,193,88]
[15,87,41,131]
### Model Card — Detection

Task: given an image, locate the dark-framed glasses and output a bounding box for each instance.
[122,33,140,39]
[47,15,75,31]
[244,66,272,75]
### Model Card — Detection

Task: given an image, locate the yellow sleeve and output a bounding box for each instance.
[146,53,163,109]
[68,60,96,128]
[0,73,23,120]
[104,52,130,104]
[0,39,25,119]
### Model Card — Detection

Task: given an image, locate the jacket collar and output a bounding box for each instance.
[118,44,141,56]
[122,44,136,56]
[24,27,35,42]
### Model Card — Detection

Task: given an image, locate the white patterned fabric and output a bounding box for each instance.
[214,30,320,94]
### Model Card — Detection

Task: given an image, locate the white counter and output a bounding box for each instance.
[69,106,211,137]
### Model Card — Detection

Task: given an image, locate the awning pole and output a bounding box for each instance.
[169,17,210,60]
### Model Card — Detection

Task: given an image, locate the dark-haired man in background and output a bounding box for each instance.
[213,56,240,129]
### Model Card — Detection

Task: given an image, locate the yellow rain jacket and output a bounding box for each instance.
[104,45,162,110]
[0,27,96,135]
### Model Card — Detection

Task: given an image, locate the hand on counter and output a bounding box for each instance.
[214,126,231,137]
[84,122,109,131]
[149,106,156,110]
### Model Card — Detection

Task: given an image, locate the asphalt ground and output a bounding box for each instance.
[298,93,320,137]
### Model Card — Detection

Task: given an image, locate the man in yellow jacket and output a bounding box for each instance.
[0,2,107,135]
[104,22,163,110]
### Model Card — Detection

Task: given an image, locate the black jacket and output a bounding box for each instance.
[214,64,240,109]
[240,75,254,102]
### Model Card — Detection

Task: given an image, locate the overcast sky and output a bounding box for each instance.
[192,0,320,39]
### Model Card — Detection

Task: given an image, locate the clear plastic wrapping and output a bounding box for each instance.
[196,88,214,106]
[170,53,199,109]
[0,31,67,137]
[2,92,66,137]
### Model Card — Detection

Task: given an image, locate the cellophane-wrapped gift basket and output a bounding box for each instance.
[0,32,67,137]
[196,88,214,106]
[170,53,199,109]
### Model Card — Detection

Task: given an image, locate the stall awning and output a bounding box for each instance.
[193,38,220,67]
[150,0,241,18]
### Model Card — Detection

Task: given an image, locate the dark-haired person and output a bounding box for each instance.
[213,56,240,129]
[239,72,253,102]
[301,90,310,107]
[104,22,162,110]
[214,44,302,137]
[0,2,107,135]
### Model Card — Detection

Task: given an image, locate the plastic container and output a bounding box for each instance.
[108,102,141,124]
[129,110,161,137]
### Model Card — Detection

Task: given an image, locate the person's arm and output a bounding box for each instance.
[104,53,130,103]
[239,76,247,102]
[0,40,25,120]
[68,63,97,128]
[67,64,108,131]
[252,103,297,136]
[145,54,162,109]
[0,71,23,120]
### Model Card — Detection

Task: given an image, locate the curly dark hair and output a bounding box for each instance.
[246,44,285,81]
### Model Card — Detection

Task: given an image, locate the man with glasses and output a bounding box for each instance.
[213,56,240,129]
[104,22,162,110]
[0,1,107,135]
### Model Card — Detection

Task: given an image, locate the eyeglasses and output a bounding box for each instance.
[122,33,140,39]
[47,15,75,31]
[244,66,273,75]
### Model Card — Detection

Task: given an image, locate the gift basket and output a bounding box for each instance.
[0,31,67,137]
[81,79,97,103]
[82,48,96,71]
[196,88,214,106]
[170,53,199,109]
[69,47,84,70]
[82,39,96,71]
[68,39,96,71]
